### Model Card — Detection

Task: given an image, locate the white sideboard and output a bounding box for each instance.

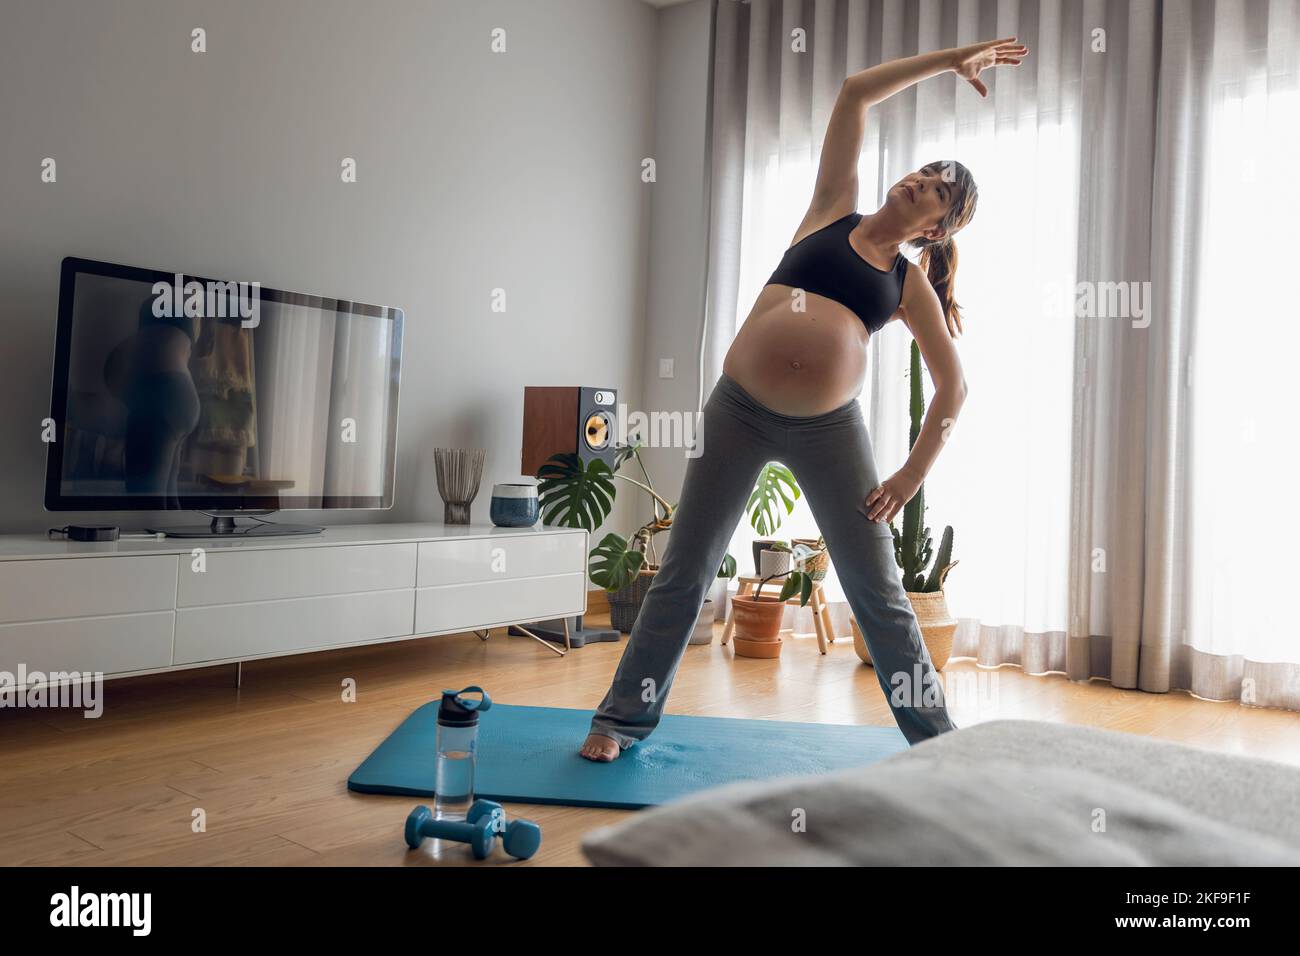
[0,523,588,687]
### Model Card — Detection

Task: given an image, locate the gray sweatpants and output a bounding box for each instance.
[589,371,959,748]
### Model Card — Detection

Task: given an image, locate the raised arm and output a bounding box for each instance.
[797,38,1024,238]
[801,49,959,228]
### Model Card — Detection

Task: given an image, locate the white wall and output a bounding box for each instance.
[636,0,713,551]
[0,0,660,537]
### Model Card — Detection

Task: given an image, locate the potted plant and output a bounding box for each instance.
[717,465,834,639]
[855,341,958,670]
[745,462,799,573]
[538,434,825,640]
[730,539,827,659]
[792,535,830,582]
[536,436,734,635]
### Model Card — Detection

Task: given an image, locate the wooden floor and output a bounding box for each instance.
[3,610,1298,867]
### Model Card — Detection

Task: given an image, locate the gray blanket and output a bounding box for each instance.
[581,718,1300,866]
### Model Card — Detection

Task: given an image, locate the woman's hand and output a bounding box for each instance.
[950,36,1028,97]
[864,468,924,524]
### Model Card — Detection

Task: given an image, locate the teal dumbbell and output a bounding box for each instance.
[404,799,500,856]
[404,800,542,860]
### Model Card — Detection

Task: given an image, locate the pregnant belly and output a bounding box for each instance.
[722,286,872,416]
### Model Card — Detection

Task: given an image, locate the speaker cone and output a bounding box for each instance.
[585,411,611,450]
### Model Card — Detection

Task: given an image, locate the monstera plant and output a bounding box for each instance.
[537,437,717,634]
[746,462,801,536]
[536,440,680,593]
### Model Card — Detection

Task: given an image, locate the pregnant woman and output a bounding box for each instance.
[581,38,1028,760]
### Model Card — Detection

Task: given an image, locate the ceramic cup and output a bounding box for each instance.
[490,481,540,527]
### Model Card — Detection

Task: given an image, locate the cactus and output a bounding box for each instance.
[891,340,958,593]
[922,525,957,592]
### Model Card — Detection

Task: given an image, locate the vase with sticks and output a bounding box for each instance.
[433,448,486,525]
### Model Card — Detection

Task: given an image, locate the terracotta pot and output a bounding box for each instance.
[852,589,956,671]
[730,593,786,657]
[732,635,783,659]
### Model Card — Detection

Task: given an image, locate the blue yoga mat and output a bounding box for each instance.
[348,702,910,810]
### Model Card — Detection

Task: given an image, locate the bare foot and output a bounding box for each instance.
[579,732,622,762]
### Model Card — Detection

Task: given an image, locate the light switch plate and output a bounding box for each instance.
[659,358,674,379]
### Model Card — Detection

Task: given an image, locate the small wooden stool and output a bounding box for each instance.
[721,575,837,654]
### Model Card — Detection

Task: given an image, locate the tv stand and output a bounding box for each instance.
[0,522,589,686]
[145,514,324,538]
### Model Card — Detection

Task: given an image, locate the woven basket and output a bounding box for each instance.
[792,538,829,581]
[608,566,659,634]
[852,589,956,671]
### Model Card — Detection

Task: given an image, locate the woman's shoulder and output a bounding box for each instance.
[787,202,859,249]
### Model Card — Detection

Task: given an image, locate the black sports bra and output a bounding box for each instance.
[765,211,908,334]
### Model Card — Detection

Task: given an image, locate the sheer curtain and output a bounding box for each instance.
[1069,0,1300,707]
[702,0,1300,711]
[1188,72,1300,684]
[1180,0,1300,700]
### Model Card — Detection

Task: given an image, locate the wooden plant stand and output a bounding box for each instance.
[721,574,837,654]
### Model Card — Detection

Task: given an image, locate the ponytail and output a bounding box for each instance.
[918,236,961,334]
[906,160,978,337]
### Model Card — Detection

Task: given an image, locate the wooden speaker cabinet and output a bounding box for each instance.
[521,386,619,477]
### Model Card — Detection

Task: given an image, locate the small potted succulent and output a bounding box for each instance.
[730,539,827,659]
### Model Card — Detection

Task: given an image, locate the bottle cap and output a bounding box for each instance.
[437,686,493,728]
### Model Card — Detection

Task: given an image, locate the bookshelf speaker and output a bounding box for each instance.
[520,386,619,477]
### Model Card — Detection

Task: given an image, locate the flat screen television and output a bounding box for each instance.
[45,257,404,536]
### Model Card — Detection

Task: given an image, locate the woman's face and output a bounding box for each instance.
[888,163,956,241]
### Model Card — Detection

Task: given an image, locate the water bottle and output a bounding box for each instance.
[433,686,492,821]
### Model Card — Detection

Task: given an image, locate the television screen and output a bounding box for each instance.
[45,257,403,512]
